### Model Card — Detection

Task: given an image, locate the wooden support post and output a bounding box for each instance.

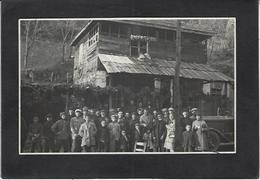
[174,20,182,151]
[65,72,70,113]
[108,76,113,110]
[170,78,174,106]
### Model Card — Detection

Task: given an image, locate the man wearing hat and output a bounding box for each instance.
[162,108,169,124]
[42,113,55,152]
[190,108,199,121]
[82,106,88,120]
[108,114,121,152]
[70,109,84,152]
[153,113,166,152]
[51,112,70,152]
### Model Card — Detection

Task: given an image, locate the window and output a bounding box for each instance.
[130,39,148,57]
[88,25,98,47]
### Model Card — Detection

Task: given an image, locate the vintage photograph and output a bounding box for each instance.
[19,18,235,154]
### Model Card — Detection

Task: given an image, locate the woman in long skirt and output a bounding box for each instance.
[192,114,209,151]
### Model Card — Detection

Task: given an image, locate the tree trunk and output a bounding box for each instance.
[62,42,66,63]
[174,20,182,151]
[24,23,30,69]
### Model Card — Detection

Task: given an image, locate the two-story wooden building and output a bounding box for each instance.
[70,20,233,115]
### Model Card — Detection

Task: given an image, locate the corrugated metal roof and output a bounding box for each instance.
[98,54,233,82]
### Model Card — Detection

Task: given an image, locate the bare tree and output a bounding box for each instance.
[22,20,40,69]
[58,21,76,63]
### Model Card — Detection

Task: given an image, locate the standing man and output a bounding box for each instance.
[70,109,84,152]
[51,112,70,152]
[153,113,166,152]
[27,116,43,152]
[42,113,55,152]
[140,108,153,130]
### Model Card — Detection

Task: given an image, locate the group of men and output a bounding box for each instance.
[24,104,203,153]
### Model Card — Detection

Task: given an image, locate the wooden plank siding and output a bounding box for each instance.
[98,33,207,64]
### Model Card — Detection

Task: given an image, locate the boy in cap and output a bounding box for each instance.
[119,130,130,152]
[182,124,194,152]
[42,113,55,152]
[51,112,70,152]
[70,109,84,152]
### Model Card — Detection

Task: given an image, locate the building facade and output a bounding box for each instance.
[71,20,233,115]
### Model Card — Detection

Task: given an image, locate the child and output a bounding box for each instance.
[182,124,194,152]
[143,128,154,152]
[98,120,109,152]
[108,114,121,152]
[78,114,97,152]
[27,116,43,152]
[132,123,143,149]
[119,130,130,152]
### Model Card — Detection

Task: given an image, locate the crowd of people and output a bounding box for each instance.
[23,103,210,153]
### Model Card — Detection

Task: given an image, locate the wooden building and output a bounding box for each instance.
[70,20,234,115]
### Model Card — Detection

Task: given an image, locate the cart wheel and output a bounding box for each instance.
[208,130,220,151]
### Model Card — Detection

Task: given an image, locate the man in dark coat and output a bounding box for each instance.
[70,109,84,152]
[51,112,70,152]
[153,113,166,152]
[181,111,193,132]
[27,116,43,152]
[42,113,55,152]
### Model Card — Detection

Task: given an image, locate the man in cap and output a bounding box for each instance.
[51,112,70,152]
[190,108,199,121]
[70,109,84,152]
[140,108,153,130]
[118,111,127,132]
[27,115,43,152]
[153,113,166,152]
[181,110,193,132]
[162,108,169,124]
[82,106,88,120]
[68,109,75,120]
[42,113,55,152]
[108,114,121,152]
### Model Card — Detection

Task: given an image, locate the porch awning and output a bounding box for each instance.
[98,53,233,82]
